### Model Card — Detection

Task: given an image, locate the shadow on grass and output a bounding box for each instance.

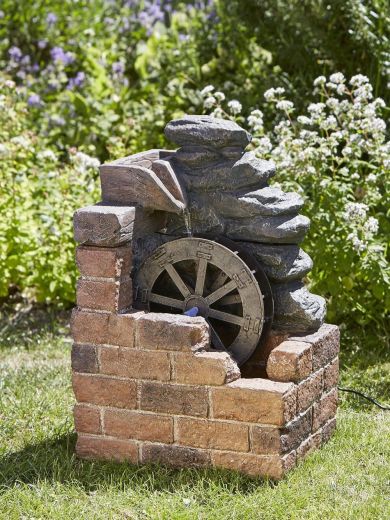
[0,434,271,495]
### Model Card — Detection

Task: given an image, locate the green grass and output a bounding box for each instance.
[0,306,389,519]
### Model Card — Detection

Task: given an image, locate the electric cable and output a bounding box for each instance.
[338,386,390,410]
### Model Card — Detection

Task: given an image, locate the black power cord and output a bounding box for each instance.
[338,386,390,410]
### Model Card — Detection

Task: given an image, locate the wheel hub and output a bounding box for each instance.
[184,295,209,317]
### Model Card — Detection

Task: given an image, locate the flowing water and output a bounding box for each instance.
[182,208,193,237]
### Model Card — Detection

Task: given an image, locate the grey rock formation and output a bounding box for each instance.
[165,115,251,148]
[237,243,313,282]
[97,114,326,334]
[271,282,327,333]
[161,115,326,333]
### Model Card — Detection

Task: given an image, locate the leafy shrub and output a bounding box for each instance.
[0,78,99,304]
[200,74,389,330]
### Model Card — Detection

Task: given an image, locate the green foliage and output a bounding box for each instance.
[0,80,99,304]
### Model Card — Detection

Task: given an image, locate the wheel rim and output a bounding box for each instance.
[133,237,272,365]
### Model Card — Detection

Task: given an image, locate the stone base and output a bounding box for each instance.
[71,301,339,479]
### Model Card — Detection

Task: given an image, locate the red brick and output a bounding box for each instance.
[141,443,209,468]
[290,324,340,371]
[140,381,208,417]
[211,451,296,480]
[71,344,98,373]
[211,379,296,426]
[76,245,132,278]
[76,277,132,312]
[241,332,289,378]
[71,309,109,345]
[136,313,209,352]
[177,418,249,452]
[107,312,143,348]
[322,417,337,443]
[323,358,339,392]
[104,409,173,443]
[74,404,101,434]
[72,373,137,409]
[99,346,170,381]
[251,408,312,455]
[297,370,323,413]
[296,430,322,460]
[173,351,240,385]
[312,388,338,431]
[267,341,313,383]
[76,434,138,463]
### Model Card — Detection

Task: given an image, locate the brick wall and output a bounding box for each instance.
[72,207,339,479]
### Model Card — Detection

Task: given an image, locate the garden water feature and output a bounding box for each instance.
[71,115,339,478]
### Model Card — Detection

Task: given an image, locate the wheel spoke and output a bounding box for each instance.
[195,258,208,296]
[206,319,226,351]
[206,279,236,306]
[218,293,242,306]
[209,270,228,292]
[165,263,192,298]
[149,293,185,310]
[208,308,244,326]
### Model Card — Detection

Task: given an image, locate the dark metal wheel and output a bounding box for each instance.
[133,236,273,365]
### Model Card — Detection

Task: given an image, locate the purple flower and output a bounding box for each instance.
[38,40,48,49]
[112,61,125,75]
[9,46,22,61]
[46,12,57,25]
[68,71,86,89]
[50,46,74,66]
[28,93,42,107]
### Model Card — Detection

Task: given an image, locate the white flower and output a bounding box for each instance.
[373,97,386,109]
[336,84,346,95]
[342,146,353,157]
[37,149,57,161]
[255,136,272,154]
[200,85,214,96]
[276,100,294,111]
[214,91,225,102]
[313,76,326,86]
[351,172,359,180]
[308,102,326,116]
[329,72,345,84]
[321,115,337,130]
[297,115,312,125]
[227,99,242,115]
[210,107,223,118]
[247,110,264,131]
[364,216,379,235]
[350,74,369,87]
[10,135,30,148]
[203,96,216,109]
[72,151,100,171]
[320,178,331,188]
[344,202,369,222]
[264,87,285,101]
[347,232,366,252]
[367,173,377,183]
[0,143,9,156]
[5,79,15,88]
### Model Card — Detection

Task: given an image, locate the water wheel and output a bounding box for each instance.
[133,236,273,365]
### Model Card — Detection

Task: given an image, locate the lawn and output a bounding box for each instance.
[0,306,389,519]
